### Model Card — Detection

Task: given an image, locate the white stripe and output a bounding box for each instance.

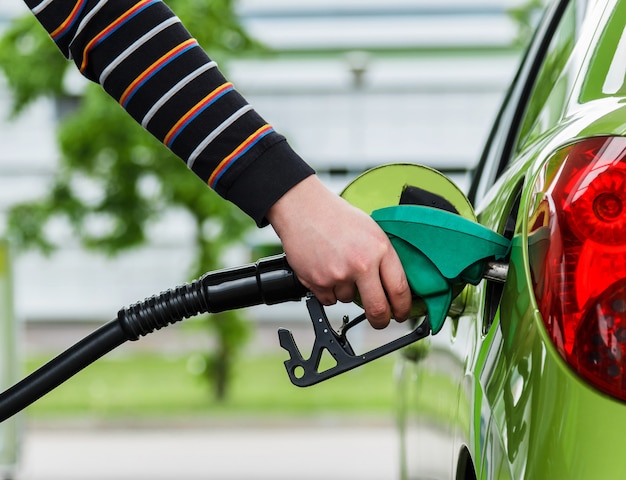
[187,105,253,170]
[31,0,55,15]
[141,61,218,128]
[72,0,107,43]
[99,16,180,85]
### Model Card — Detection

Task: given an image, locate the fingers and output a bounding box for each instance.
[304,277,357,306]
[357,249,412,328]
[300,247,412,329]
[334,283,357,304]
[356,275,392,329]
[311,277,393,330]
[379,249,412,322]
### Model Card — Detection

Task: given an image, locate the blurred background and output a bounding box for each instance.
[0,1,538,478]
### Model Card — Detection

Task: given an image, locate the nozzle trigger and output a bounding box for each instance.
[278,296,430,387]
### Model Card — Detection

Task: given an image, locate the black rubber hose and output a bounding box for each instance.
[0,254,306,422]
[0,321,127,422]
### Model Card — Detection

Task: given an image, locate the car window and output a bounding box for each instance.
[468,0,571,205]
[514,3,577,150]
[515,0,597,152]
[581,0,626,100]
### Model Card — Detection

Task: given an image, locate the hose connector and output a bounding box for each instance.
[117,254,307,340]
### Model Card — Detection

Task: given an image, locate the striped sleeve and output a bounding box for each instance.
[23,0,314,226]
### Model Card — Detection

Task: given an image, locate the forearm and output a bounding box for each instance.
[24,0,314,225]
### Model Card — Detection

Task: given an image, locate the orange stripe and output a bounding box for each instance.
[80,0,155,72]
[50,0,85,39]
[119,39,198,107]
[208,125,273,188]
[164,82,233,146]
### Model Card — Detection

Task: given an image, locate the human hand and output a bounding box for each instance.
[266,176,412,329]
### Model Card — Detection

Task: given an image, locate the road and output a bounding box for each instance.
[14,424,400,480]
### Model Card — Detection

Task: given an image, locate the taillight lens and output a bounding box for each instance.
[529,136,626,401]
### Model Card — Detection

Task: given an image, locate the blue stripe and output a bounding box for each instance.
[166,85,233,147]
[121,42,198,108]
[210,128,273,188]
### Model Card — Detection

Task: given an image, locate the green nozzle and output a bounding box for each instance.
[372,205,510,333]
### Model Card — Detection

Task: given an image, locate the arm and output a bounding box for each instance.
[24,0,412,325]
[24,0,313,225]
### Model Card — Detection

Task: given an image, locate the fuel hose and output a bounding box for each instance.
[0,254,306,422]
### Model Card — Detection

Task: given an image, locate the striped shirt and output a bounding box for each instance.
[24,0,314,226]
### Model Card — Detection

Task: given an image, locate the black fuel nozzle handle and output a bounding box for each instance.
[119,254,307,340]
[0,254,307,422]
[278,297,431,387]
[207,253,308,308]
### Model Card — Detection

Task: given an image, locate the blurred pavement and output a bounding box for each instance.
[16,423,399,480]
[15,312,406,480]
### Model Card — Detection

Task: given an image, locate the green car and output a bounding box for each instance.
[396,0,626,478]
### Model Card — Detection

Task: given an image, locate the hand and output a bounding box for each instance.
[267,176,412,329]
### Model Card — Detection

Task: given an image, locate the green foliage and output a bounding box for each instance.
[25,351,396,418]
[0,0,267,401]
[0,15,66,115]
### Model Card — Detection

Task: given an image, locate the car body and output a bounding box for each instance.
[396,0,626,478]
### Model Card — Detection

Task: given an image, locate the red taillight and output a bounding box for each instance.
[529,136,626,401]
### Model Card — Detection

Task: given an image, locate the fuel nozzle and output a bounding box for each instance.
[278,164,513,387]
[372,205,510,333]
[278,204,511,387]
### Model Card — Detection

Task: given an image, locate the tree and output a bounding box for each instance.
[0,0,265,401]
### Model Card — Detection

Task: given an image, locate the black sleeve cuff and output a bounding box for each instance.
[223,140,315,227]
